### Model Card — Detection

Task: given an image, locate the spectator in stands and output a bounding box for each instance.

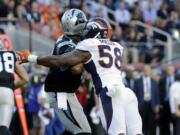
[165,0,176,12]
[159,65,176,135]
[37,0,51,6]
[157,3,168,20]
[141,1,157,25]
[27,73,44,135]
[55,0,69,11]
[41,4,63,39]
[6,0,16,20]
[155,17,167,33]
[115,0,131,25]
[114,0,130,11]
[154,0,163,10]
[151,17,166,63]
[19,0,31,15]
[38,84,65,135]
[87,0,108,19]
[124,28,139,63]
[103,0,114,10]
[69,0,82,9]
[140,0,162,12]
[29,1,42,23]
[124,65,135,90]
[111,25,123,43]
[133,65,159,135]
[81,3,90,18]
[176,2,180,17]
[169,74,180,135]
[151,67,162,82]
[24,1,44,32]
[139,27,154,63]
[125,0,138,7]
[95,7,105,18]
[126,27,139,41]
[15,4,26,21]
[130,2,144,21]
[166,11,180,36]
[0,0,9,17]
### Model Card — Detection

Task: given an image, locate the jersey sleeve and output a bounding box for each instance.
[76,39,90,52]
[76,38,98,52]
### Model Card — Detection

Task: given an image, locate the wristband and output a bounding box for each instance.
[28,54,38,63]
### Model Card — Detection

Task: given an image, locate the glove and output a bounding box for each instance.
[90,107,100,125]
[16,50,31,64]
[106,84,122,98]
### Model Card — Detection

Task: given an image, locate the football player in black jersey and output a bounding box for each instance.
[0,38,29,130]
[40,9,91,135]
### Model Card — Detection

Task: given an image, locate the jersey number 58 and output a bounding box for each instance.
[98,45,121,70]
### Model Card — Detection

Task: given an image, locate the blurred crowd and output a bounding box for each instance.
[0,0,180,64]
[1,0,180,135]
[122,64,180,135]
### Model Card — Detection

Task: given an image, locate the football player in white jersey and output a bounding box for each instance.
[17,17,142,135]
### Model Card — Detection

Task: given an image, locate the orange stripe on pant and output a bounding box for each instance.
[14,88,29,135]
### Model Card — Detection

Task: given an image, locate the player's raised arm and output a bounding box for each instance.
[16,49,91,67]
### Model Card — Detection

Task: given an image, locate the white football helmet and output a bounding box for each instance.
[61,9,87,36]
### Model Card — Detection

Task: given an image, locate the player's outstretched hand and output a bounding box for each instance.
[16,50,31,64]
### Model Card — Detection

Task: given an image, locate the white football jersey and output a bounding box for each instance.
[76,39,142,135]
[76,38,125,93]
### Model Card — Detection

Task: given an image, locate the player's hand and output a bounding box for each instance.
[16,50,31,64]
[106,84,121,98]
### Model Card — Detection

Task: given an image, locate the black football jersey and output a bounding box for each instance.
[45,36,82,93]
[0,51,16,89]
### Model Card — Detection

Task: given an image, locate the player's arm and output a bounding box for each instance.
[37,50,90,67]
[56,44,84,74]
[70,63,84,75]
[14,61,29,89]
[17,49,91,68]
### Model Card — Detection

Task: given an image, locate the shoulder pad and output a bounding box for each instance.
[54,38,77,55]
[56,40,76,49]
[55,36,76,48]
